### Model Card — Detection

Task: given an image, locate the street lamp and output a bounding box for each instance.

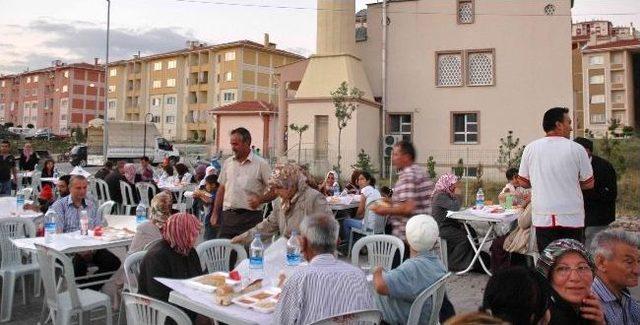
[143,112,153,158]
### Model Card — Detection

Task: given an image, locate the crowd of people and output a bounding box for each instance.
[0,105,637,325]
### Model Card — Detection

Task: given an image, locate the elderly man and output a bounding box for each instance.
[591,230,640,325]
[273,213,374,324]
[373,214,447,324]
[47,175,121,286]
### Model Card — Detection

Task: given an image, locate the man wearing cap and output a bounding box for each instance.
[373,215,448,324]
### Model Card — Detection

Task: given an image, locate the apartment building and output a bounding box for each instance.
[572,21,639,137]
[108,36,304,142]
[0,60,105,134]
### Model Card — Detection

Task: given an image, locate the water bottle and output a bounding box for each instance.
[286,231,301,266]
[53,169,59,179]
[80,210,89,235]
[16,191,25,210]
[332,182,340,197]
[475,188,485,210]
[249,234,265,279]
[136,203,147,224]
[44,210,58,243]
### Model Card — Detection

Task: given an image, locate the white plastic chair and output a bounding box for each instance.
[135,182,156,208]
[95,178,111,206]
[351,235,405,271]
[120,181,136,215]
[347,204,388,258]
[122,292,191,325]
[196,239,247,273]
[407,272,452,325]
[0,218,40,323]
[310,309,382,325]
[30,171,42,199]
[117,250,148,325]
[437,238,449,270]
[35,244,112,325]
[20,188,33,201]
[97,200,116,221]
[173,184,196,213]
[89,177,98,201]
[143,239,162,251]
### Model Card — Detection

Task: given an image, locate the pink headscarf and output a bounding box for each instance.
[123,163,137,184]
[162,213,202,256]
[434,173,458,196]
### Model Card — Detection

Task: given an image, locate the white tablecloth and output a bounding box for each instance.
[40,177,58,183]
[11,231,133,253]
[104,215,138,233]
[447,207,519,223]
[0,197,42,220]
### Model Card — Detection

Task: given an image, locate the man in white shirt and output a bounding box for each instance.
[517,107,594,252]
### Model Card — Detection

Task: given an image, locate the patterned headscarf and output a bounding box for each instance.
[269,164,308,215]
[434,173,458,196]
[123,163,137,184]
[536,239,595,279]
[149,191,173,228]
[162,212,202,256]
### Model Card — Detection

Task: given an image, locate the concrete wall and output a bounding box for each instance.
[217,114,274,156]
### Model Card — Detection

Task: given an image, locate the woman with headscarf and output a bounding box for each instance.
[536,239,605,324]
[138,213,203,314]
[231,163,332,244]
[122,163,140,204]
[103,191,174,309]
[318,170,340,196]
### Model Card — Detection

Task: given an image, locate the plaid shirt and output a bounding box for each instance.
[390,164,434,240]
[48,195,101,233]
[592,276,640,325]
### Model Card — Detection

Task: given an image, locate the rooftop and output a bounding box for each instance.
[209,100,276,114]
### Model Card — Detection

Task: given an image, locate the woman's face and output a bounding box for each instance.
[453,181,462,195]
[357,174,369,188]
[551,252,594,306]
[45,161,54,170]
[326,173,335,184]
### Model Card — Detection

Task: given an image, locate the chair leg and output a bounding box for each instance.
[348,230,354,259]
[0,274,15,322]
[105,304,113,325]
[20,275,27,305]
[34,271,41,297]
[116,298,124,325]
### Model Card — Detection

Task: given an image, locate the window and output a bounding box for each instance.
[62,85,68,93]
[224,51,236,61]
[166,97,176,105]
[166,79,176,87]
[152,80,162,89]
[60,98,68,109]
[63,71,69,78]
[33,76,38,82]
[26,77,31,83]
[590,95,605,104]
[1,81,4,87]
[108,100,116,109]
[544,4,556,16]
[168,60,177,69]
[452,112,479,144]
[151,98,161,106]
[223,91,236,102]
[451,166,478,178]
[388,114,412,141]
[467,50,494,86]
[225,72,233,81]
[589,55,604,66]
[109,68,117,77]
[166,115,176,124]
[60,114,67,121]
[590,114,606,124]
[589,75,605,84]
[153,62,162,71]
[151,115,160,123]
[108,85,116,93]
[457,0,474,24]
[436,52,463,87]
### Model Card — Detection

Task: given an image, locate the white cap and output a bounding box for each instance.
[70,166,91,178]
[405,214,439,252]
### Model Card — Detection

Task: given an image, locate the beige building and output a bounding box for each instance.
[108,37,304,142]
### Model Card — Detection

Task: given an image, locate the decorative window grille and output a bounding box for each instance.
[458,1,474,24]
[467,51,494,86]
[437,53,462,87]
[544,4,556,16]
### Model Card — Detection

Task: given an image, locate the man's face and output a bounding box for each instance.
[141,159,149,168]
[230,134,250,158]
[69,179,88,200]
[555,113,573,138]
[0,143,9,154]
[598,242,640,289]
[391,146,409,169]
[57,180,69,196]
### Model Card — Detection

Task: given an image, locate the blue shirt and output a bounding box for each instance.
[592,276,640,325]
[47,195,101,233]
[375,251,447,324]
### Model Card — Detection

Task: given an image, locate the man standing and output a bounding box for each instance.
[574,137,617,246]
[591,230,640,325]
[212,127,273,239]
[0,141,17,196]
[517,107,594,252]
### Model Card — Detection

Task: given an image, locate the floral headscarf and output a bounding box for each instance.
[123,163,137,184]
[434,173,458,196]
[162,212,202,256]
[149,191,173,228]
[536,239,595,280]
[269,164,308,215]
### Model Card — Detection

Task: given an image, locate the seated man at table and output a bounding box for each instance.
[373,214,448,324]
[274,213,374,325]
[47,175,121,287]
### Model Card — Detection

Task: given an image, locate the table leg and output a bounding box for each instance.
[456,222,494,276]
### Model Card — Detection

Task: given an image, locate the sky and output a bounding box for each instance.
[0,0,639,75]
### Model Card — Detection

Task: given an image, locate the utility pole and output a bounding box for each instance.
[103,0,111,162]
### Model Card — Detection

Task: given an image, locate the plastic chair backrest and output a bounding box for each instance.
[365,200,387,233]
[310,309,382,325]
[143,238,162,251]
[122,292,192,325]
[120,181,135,207]
[438,238,448,270]
[124,250,147,293]
[0,218,36,269]
[20,188,33,201]
[135,183,156,208]
[31,171,42,194]
[95,179,111,204]
[35,244,82,312]
[351,235,405,271]
[196,239,247,273]
[89,178,98,201]
[97,200,116,221]
[407,272,452,325]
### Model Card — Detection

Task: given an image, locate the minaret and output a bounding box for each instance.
[316,0,356,56]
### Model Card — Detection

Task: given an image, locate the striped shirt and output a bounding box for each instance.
[390,164,434,240]
[48,195,102,233]
[592,276,640,325]
[273,254,374,325]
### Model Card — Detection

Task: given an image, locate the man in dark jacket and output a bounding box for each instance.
[574,137,617,246]
[104,160,127,205]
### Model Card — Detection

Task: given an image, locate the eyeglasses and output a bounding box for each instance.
[553,265,593,279]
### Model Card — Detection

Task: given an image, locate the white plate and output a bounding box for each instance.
[184,272,241,293]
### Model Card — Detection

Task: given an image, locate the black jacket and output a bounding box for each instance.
[549,290,591,325]
[582,155,617,227]
[19,152,38,171]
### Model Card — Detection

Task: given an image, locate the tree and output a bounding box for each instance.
[351,149,377,174]
[453,158,464,177]
[497,130,525,170]
[330,81,364,177]
[598,127,627,180]
[289,123,309,163]
[426,156,437,179]
[72,126,85,143]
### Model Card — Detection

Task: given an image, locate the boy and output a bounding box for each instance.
[193,174,219,240]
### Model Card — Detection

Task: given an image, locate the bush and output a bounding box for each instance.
[351,149,378,175]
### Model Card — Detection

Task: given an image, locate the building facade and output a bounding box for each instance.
[107,36,304,142]
[0,60,105,134]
